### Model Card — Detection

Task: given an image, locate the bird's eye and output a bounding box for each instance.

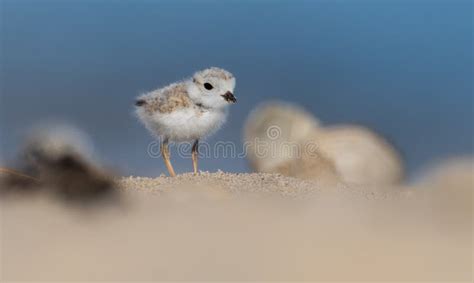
[204,83,213,90]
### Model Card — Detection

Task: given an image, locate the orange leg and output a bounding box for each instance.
[161,139,176,177]
[191,139,199,175]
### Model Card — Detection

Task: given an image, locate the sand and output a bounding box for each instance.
[119,171,410,204]
[119,171,322,197]
[1,169,471,282]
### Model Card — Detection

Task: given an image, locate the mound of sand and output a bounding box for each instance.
[119,171,407,202]
[119,171,321,197]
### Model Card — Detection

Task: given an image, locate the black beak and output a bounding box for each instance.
[221,91,237,103]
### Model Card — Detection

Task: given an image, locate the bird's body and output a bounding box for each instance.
[136,82,227,142]
[135,67,236,176]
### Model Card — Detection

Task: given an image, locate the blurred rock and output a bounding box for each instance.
[309,125,404,186]
[0,124,119,204]
[244,101,321,147]
[417,157,473,188]
[244,102,340,186]
[415,157,473,224]
[244,102,404,186]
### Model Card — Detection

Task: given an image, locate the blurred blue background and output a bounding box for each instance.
[1,0,472,178]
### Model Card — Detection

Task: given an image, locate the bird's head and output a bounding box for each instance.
[188,67,236,109]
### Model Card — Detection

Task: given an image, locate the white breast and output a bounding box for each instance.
[144,107,227,142]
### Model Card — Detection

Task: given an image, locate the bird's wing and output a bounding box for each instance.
[135,83,192,114]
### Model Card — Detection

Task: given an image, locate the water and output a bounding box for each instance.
[1,0,472,177]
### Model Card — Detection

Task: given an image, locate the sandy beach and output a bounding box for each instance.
[1,169,471,281]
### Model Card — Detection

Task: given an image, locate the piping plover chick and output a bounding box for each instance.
[135,67,236,177]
